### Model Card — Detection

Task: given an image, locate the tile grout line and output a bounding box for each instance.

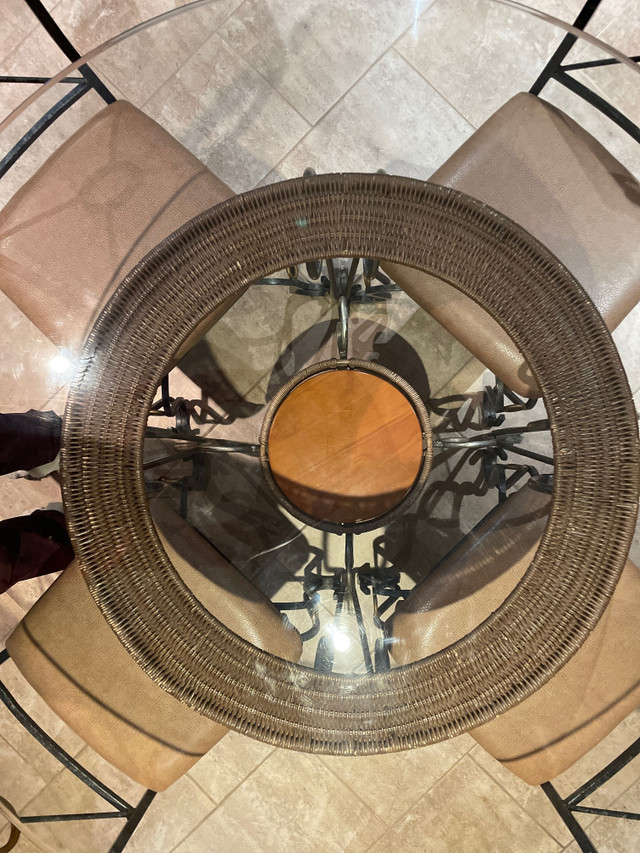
[260,40,400,182]
[0,4,59,77]
[315,754,403,836]
[364,742,479,849]
[467,748,568,849]
[250,0,450,183]
[228,2,448,137]
[264,0,475,184]
[392,45,479,133]
[169,745,278,852]
[216,30,312,129]
[384,0,479,133]
[137,0,247,112]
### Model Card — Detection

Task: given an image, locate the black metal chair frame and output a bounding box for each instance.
[0,649,155,853]
[0,0,115,180]
[0,1,638,849]
[541,737,640,853]
[479,0,640,426]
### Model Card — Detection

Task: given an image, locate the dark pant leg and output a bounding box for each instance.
[0,511,73,594]
[0,411,62,475]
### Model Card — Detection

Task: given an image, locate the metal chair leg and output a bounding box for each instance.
[541,782,597,853]
[109,791,156,853]
[0,649,156,852]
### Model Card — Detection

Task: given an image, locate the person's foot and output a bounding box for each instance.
[7,452,60,481]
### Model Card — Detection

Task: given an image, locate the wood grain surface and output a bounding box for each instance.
[267,369,424,524]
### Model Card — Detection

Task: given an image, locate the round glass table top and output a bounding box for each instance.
[0,0,638,753]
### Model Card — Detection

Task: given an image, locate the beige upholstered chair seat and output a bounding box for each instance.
[383,93,640,398]
[0,100,238,357]
[6,505,301,792]
[388,481,640,785]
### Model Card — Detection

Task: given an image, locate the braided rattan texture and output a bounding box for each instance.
[258,357,433,533]
[62,174,639,754]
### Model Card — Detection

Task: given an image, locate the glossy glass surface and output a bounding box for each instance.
[1,1,638,680]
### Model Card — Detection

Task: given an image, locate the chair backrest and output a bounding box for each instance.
[530,0,640,143]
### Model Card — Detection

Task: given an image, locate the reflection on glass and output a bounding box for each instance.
[143,258,553,676]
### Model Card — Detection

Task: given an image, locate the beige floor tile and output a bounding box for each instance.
[39,386,69,417]
[264,49,473,184]
[219,0,431,124]
[562,771,640,852]
[0,594,24,643]
[187,729,274,804]
[0,21,69,147]
[125,774,216,853]
[0,0,42,65]
[143,32,310,191]
[73,744,147,802]
[17,744,146,852]
[0,734,47,812]
[174,749,386,852]
[0,296,62,414]
[52,0,208,53]
[396,0,586,129]
[10,835,44,853]
[183,284,332,406]
[0,80,41,142]
[0,656,87,784]
[187,460,309,577]
[0,476,61,522]
[55,0,241,106]
[470,746,576,847]
[612,302,640,398]
[475,709,640,849]
[320,734,473,825]
[369,755,559,853]
[2,17,67,80]
[0,6,68,128]
[348,288,475,403]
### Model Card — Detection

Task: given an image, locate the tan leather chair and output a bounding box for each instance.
[383,93,640,399]
[388,481,640,847]
[0,100,241,358]
[4,502,301,794]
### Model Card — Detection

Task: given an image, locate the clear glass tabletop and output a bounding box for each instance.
[1,0,639,729]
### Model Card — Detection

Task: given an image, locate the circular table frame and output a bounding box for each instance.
[62,174,639,754]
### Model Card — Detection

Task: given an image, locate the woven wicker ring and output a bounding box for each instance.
[62,174,639,754]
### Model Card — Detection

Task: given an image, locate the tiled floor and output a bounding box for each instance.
[1,0,640,851]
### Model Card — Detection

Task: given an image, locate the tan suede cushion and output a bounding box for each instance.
[384,93,640,398]
[6,506,301,792]
[388,482,551,664]
[472,557,640,785]
[388,482,640,785]
[0,100,238,356]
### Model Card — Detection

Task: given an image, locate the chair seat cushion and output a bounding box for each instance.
[388,481,551,664]
[0,101,235,354]
[388,482,640,784]
[470,556,640,785]
[383,93,640,398]
[6,507,301,792]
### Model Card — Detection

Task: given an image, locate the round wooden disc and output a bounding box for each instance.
[267,368,426,524]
